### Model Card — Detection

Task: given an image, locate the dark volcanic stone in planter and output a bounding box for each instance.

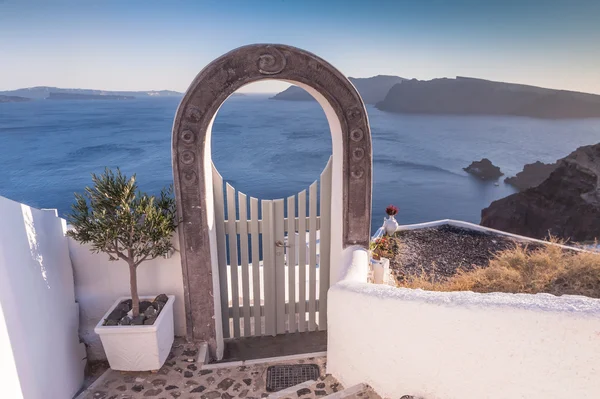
[144,306,157,318]
[152,300,164,312]
[116,301,131,312]
[155,293,169,304]
[118,316,132,325]
[139,301,153,313]
[131,315,146,325]
[107,308,127,321]
[144,316,157,325]
[104,319,118,326]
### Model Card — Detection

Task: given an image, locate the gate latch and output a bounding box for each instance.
[275,240,291,248]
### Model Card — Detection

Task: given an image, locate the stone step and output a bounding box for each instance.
[322,383,382,399]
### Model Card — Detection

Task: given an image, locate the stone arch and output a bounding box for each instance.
[172,44,372,357]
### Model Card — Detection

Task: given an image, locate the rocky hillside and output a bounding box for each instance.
[481,143,600,242]
[271,75,404,104]
[376,77,600,119]
[504,161,559,191]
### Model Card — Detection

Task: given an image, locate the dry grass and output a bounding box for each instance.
[398,240,600,298]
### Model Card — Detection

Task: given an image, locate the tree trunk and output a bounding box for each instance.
[129,262,140,318]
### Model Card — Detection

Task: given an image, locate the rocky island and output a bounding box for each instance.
[0,95,32,103]
[481,143,600,242]
[376,77,600,119]
[271,75,404,104]
[464,159,503,180]
[504,161,559,191]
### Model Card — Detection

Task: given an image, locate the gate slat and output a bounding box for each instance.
[319,157,332,330]
[308,181,318,331]
[212,165,230,338]
[297,190,307,332]
[250,197,261,335]
[286,195,297,333]
[238,192,251,336]
[226,183,241,338]
[274,199,286,334]
[262,200,276,336]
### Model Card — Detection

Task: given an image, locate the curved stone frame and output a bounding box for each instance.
[172,44,372,357]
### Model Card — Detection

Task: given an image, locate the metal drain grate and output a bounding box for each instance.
[266,364,320,392]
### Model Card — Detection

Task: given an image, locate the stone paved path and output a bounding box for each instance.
[79,339,341,399]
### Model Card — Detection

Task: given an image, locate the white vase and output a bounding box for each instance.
[95,295,175,371]
[384,215,399,236]
[371,257,390,284]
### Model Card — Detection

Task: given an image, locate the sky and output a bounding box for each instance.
[0,0,599,94]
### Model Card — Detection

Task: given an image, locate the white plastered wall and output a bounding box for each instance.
[0,196,86,399]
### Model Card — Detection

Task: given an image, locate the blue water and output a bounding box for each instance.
[1,95,599,234]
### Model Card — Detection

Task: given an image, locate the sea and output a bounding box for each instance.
[1,95,599,234]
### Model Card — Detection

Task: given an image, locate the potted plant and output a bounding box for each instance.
[383,204,399,236]
[67,168,177,371]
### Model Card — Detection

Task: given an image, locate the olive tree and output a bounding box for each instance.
[67,168,177,318]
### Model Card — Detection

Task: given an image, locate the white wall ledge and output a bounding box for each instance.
[332,280,600,316]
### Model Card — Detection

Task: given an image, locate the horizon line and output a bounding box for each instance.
[2,74,600,96]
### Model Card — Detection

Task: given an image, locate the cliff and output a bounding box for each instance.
[271,75,404,104]
[481,143,600,242]
[376,77,600,119]
[46,92,135,100]
[0,95,32,103]
[0,87,181,100]
[504,161,559,191]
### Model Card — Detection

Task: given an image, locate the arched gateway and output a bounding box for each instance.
[172,44,372,359]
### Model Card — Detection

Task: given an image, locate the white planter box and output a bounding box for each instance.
[95,295,175,371]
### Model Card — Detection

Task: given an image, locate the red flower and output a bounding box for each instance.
[386,204,398,216]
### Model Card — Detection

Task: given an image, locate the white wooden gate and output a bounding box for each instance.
[213,157,332,338]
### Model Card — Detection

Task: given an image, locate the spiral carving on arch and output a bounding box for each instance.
[257,46,287,75]
[182,170,198,186]
[180,150,196,165]
[351,167,365,179]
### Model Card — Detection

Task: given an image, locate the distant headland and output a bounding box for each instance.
[375,77,600,119]
[0,95,33,103]
[47,92,135,101]
[0,86,182,102]
[270,75,405,104]
[272,75,600,119]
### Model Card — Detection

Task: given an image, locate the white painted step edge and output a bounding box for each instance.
[322,383,368,399]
